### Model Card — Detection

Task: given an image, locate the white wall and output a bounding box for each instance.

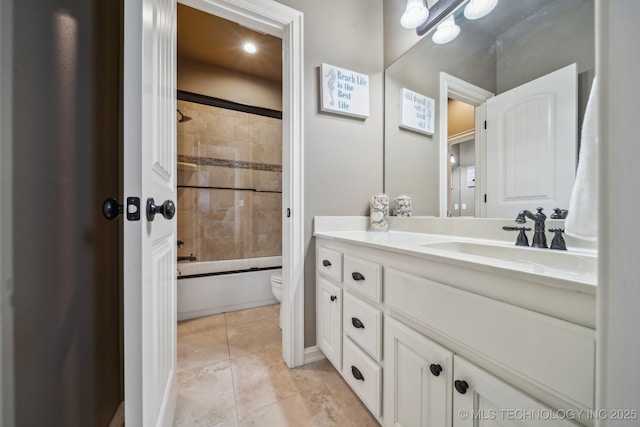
[275,0,385,346]
[597,0,640,420]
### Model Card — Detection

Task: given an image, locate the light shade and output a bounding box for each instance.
[432,15,460,44]
[401,0,429,29]
[464,0,498,20]
[450,153,456,163]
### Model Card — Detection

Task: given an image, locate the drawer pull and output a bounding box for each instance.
[454,379,468,394]
[330,295,337,302]
[351,317,365,329]
[322,259,332,267]
[429,364,442,377]
[352,272,365,281]
[351,366,365,381]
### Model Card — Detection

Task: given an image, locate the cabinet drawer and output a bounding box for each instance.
[317,246,342,282]
[343,291,382,362]
[343,255,382,302]
[343,336,382,418]
[385,268,595,409]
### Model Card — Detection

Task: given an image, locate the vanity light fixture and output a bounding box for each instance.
[243,42,257,54]
[450,153,456,163]
[464,0,498,20]
[432,15,460,44]
[401,0,429,29]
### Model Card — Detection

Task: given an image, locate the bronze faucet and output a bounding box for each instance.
[515,207,548,248]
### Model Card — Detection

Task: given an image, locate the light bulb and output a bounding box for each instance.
[401,0,429,29]
[243,42,257,54]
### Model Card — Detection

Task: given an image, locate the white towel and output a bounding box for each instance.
[565,76,598,241]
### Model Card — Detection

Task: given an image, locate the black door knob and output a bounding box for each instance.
[330,295,337,302]
[103,198,124,220]
[429,364,442,376]
[352,272,365,281]
[351,366,365,381]
[146,198,176,221]
[322,260,331,267]
[351,317,365,329]
[454,379,469,394]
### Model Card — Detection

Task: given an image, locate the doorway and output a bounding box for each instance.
[175,0,305,368]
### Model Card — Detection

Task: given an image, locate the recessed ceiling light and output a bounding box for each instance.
[243,42,257,54]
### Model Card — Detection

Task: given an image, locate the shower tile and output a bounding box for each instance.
[233,116,250,143]
[231,347,326,417]
[236,384,352,427]
[174,360,237,427]
[253,170,281,192]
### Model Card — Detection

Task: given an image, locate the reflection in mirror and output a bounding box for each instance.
[384,0,595,218]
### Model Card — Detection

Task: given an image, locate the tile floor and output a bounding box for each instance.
[175,304,380,426]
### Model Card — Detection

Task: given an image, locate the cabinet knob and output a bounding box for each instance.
[351,317,365,329]
[351,366,365,381]
[322,259,331,267]
[352,272,365,281]
[454,379,469,394]
[330,295,337,302]
[429,363,442,376]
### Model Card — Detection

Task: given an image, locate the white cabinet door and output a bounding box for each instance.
[453,356,579,427]
[317,276,342,370]
[384,318,453,427]
[485,63,577,218]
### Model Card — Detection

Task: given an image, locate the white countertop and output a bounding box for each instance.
[314,229,597,295]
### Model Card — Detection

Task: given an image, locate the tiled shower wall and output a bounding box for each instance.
[177,99,282,262]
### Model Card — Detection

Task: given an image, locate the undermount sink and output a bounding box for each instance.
[420,240,597,278]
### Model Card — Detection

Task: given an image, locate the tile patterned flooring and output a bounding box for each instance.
[175,304,380,426]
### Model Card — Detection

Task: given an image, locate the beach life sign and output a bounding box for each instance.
[399,88,435,136]
[321,63,370,119]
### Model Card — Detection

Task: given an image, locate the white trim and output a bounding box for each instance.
[448,129,475,145]
[177,0,305,368]
[303,346,326,364]
[438,72,493,217]
[0,0,13,424]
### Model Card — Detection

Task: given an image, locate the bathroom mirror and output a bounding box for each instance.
[384,0,595,217]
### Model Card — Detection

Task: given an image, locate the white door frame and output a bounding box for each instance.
[438,72,493,217]
[178,0,305,368]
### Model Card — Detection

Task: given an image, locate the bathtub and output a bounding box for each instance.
[177,256,282,321]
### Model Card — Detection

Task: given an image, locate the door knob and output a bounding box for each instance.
[103,197,123,220]
[146,198,176,221]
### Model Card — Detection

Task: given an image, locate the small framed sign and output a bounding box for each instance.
[399,88,435,136]
[320,63,370,119]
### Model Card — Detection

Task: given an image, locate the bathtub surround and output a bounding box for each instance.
[177,98,282,263]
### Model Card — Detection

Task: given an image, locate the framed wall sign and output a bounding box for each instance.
[320,63,370,119]
[399,88,435,135]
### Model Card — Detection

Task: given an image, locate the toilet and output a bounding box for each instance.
[271,274,284,329]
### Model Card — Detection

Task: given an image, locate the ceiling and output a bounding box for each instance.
[177,4,282,83]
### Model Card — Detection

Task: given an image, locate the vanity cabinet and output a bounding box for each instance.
[384,317,453,427]
[315,236,595,427]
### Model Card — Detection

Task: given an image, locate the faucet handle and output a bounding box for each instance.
[503,226,531,246]
[548,228,567,251]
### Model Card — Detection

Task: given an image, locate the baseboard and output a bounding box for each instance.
[304,346,326,364]
[109,401,124,427]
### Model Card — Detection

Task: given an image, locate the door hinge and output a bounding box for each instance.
[286,208,291,218]
[484,194,487,203]
[484,120,487,129]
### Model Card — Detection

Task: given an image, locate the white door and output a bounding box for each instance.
[124,0,177,425]
[383,318,452,427]
[485,64,577,218]
[317,276,342,370]
[453,356,579,426]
